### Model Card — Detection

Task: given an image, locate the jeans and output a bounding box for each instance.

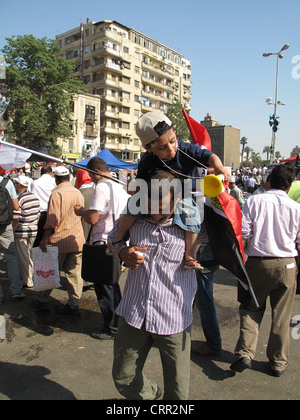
[94,282,122,334]
[195,268,222,351]
[0,224,23,302]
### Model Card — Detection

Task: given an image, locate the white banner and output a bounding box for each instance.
[0,142,32,170]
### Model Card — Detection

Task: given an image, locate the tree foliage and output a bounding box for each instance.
[166,102,191,142]
[1,35,85,155]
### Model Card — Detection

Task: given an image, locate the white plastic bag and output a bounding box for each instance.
[32,246,61,292]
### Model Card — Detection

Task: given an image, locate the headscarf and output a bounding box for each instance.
[75,169,92,189]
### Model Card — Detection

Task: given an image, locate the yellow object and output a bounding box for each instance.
[200,174,224,197]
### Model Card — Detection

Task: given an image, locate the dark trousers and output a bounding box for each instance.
[33,211,47,248]
[94,282,122,334]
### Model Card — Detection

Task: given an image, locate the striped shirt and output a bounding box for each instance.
[14,191,40,238]
[110,218,197,335]
[44,182,85,253]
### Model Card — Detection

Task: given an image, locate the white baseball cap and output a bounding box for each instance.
[136,111,172,147]
[53,166,70,176]
[15,175,30,187]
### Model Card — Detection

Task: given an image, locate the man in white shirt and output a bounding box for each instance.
[231,164,300,377]
[75,157,129,339]
[30,166,56,246]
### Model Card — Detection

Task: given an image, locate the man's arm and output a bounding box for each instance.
[74,205,100,225]
[39,228,53,251]
[119,246,147,270]
[11,197,20,231]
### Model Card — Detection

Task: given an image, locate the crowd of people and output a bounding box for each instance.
[0,111,300,400]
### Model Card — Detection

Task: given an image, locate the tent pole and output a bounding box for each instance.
[0,140,124,185]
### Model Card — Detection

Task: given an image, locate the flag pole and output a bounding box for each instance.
[0,140,124,185]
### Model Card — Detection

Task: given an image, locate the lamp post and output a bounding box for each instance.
[263,44,290,164]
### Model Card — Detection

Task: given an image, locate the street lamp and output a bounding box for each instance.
[263,44,290,164]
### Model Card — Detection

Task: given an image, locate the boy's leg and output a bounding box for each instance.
[184,231,203,270]
[155,326,192,400]
[112,317,159,400]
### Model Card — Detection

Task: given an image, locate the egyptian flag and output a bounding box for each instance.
[204,192,259,308]
[182,108,258,307]
[182,108,212,151]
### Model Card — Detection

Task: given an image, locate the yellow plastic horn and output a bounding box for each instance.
[200,174,225,197]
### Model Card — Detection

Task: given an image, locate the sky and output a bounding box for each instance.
[1,0,299,160]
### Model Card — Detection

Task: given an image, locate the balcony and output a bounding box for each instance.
[85,113,98,121]
[84,130,99,138]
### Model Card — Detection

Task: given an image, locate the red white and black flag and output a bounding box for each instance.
[204,192,258,308]
[182,107,258,307]
[182,108,212,151]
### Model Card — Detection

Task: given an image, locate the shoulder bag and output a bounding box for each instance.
[81,182,121,285]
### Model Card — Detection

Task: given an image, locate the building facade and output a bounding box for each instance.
[201,113,240,170]
[58,91,101,162]
[56,19,192,161]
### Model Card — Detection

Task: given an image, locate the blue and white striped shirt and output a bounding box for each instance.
[112,218,197,335]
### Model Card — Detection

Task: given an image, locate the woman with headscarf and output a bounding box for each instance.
[75,169,95,241]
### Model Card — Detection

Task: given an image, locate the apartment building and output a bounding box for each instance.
[56,19,192,161]
[201,113,241,170]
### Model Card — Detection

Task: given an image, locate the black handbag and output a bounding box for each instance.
[81,241,121,285]
[81,182,121,286]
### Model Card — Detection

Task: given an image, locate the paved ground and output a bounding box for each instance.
[0,256,300,401]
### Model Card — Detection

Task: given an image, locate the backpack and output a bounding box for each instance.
[0,178,14,227]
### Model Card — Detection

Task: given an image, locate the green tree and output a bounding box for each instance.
[166,102,191,142]
[275,151,281,162]
[263,146,271,161]
[1,35,85,155]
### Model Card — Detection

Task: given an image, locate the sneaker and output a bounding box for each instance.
[269,362,288,377]
[153,386,162,400]
[230,357,252,372]
[91,331,116,340]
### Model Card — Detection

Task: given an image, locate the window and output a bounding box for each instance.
[85,105,96,119]
[122,121,130,130]
[121,106,130,114]
[122,76,130,85]
[123,46,129,53]
[94,57,104,66]
[84,75,90,84]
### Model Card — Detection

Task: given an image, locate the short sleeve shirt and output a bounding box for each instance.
[0,176,18,199]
